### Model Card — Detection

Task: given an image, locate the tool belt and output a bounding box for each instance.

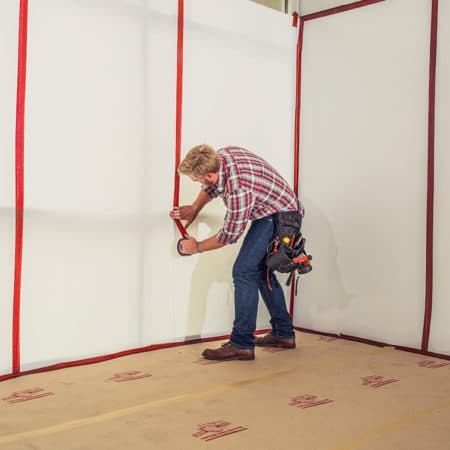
[266,210,312,287]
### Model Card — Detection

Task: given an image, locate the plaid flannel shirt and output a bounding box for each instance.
[203,147,302,244]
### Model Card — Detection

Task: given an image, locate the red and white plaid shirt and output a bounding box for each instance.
[203,147,303,244]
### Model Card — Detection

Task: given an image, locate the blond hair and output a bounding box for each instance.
[178,144,220,177]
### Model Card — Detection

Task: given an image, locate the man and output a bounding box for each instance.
[170,144,303,360]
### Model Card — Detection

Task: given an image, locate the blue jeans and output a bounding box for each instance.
[230,215,295,350]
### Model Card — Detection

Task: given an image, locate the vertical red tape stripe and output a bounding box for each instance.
[422,0,439,352]
[173,0,187,239]
[13,0,29,374]
[289,18,304,317]
[293,20,303,196]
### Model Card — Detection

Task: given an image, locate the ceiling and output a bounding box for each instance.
[297,0,358,15]
[250,0,360,15]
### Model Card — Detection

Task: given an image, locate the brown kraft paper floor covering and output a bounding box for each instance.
[0,331,449,449]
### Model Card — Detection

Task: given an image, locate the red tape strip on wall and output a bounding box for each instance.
[289,16,304,317]
[421,0,439,352]
[12,0,29,374]
[173,0,188,239]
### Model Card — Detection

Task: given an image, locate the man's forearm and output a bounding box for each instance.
[193,189,213,213]
[198,235,227,253]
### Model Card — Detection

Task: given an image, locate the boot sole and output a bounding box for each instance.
[255,342,296,349]
[202,354,255,361]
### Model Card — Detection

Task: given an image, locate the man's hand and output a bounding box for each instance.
[178,236,200,255]
[170,205,199,228]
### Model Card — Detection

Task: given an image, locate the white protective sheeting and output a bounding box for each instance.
[0,0,19,375]
[19,0,296,369]
[294,0,430,348]
[179,0,296,338]
[22,0,148,368]
[429,0,450,356]
[140,0,180,344]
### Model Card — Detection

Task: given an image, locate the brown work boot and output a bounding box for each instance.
[202,342,255,361]
[254,333,296,349]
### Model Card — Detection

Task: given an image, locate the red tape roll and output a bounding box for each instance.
[177,238,192,256]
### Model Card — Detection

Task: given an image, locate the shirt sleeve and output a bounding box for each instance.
[202,185,219,198]
[216,189,255,244]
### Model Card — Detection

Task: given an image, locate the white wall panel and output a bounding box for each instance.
[177,0,297,339]
[21,0,148,368]
[17,0,296,369]
[140,0,179,344]
[0,0,19,375]
[429,0,450,356]
[294,0,430,347]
